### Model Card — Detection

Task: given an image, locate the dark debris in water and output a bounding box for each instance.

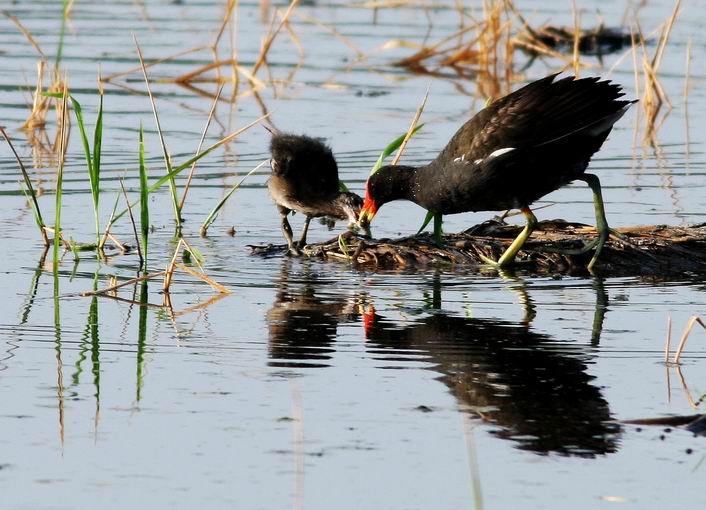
[621,414,706,436]
[249,220,706,277]
[516,25,635,56]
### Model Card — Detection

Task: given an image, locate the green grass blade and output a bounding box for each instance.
[416,210,435,234]
[92,92,103,232]
[138,123,149,273]
[111,114,269,226]
[1,127,47,243]
[67,94,102,243]
[370,124,423,176]
[68,96,93,176]
[199,159,267,236]
[48,91,103,243]
[56,0,69,68]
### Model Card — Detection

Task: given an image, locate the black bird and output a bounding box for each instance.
[359,74,636,270]
[269,133,363,255]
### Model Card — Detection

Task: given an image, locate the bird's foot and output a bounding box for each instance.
[544,229,610,271]
[477,252,502,267]
[286,245,302,257]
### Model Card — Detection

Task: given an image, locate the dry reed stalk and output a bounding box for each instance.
[251,0,299,77]
[475,0,515,99]
[106,233,129,252]
[391,86,429,166]
[22,61,50,130]
[178,84,224,211]
[571,0,580,77]
[664,315,672,363]
[101,46,208,82]
[48,71,70,153]
[2,10,44,56]
[683,37,692,163]
[81,271,167,296]
[212,0,238,54]
[173,263,231,294]
[134,36,182,226]
[638,0,681,144]
[163,239,184,292]
[173,60,266,89]
[672,316,706,364]
[162,238,228,294]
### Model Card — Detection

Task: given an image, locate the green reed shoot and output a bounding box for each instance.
[72,94,103,244]
[417,210,435,234]
[369,124,423,175]
[139,124,149,273]
[0,127,49,245]
[200,159,268,236]
[43,90,104,245]
[56,0,70,68]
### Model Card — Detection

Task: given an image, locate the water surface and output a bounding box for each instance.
[1,1,705,508]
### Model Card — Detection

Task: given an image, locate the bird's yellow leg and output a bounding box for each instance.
[479,207,537,267]
[548,174,610,270]
[582,174,610,271]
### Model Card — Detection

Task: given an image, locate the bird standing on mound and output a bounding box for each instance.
[358,74,636,270]
[269,133,363,255]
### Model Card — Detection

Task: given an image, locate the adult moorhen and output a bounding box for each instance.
[269,133,363,255]
[358,74,636,270]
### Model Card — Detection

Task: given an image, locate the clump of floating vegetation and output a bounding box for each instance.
[251,221,706,277]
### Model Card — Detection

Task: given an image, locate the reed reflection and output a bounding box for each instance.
[363,273,619,457]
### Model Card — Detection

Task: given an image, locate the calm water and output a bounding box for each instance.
[1,1,705,508]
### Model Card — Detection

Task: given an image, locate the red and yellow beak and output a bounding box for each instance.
[358,181,378,227]
[358,195,378,226]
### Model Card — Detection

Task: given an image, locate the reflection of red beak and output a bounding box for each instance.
[363,305,376,339]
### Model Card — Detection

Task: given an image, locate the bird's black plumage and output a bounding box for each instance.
[363,74,633,215]
[268,133,362,254]
[360,74,635,268]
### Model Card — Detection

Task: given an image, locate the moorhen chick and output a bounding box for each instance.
[269,133,363,255]
[358,74,635,270]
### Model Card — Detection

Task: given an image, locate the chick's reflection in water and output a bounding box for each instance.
[267,259,361,368]
[364,278,619,457]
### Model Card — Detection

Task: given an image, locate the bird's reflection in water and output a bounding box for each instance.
[267,259,360,368]
[266,260,619,457]
[364,272,620,458]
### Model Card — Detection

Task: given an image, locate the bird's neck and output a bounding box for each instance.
[385,165,422,203]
